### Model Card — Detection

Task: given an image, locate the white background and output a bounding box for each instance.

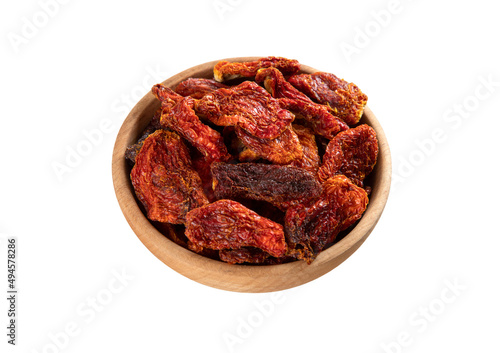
[1,0,499,352]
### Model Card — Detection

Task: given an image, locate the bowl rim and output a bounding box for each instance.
[112,57,392,293]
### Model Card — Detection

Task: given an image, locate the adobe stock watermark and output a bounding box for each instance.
[30,268,134,353]
[339,0,413,64]
[222,292,286,352]
[380,277,466,353]
[7,0,71,54]
[213,0,243,21]
[51,64,169,182]
[392,74,499,190]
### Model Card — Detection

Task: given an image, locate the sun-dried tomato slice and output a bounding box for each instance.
[214,56,300,82]
[190,152,218,203]
[288,72,367,126]
[196,81,295,139]
[235,125,303,164]
[256,67,349,139]
[152,84,184,110]
[161,96,231,163]
[255,67,312,101]
[130,130,208,224]
[211,162,321,208]
[288,124,320,174]
[185,200,287,258]
[175,78,229,99]
[284,175,369,263]
[127,57,376,266]
[318,124,378,187]
[279,98,349,139]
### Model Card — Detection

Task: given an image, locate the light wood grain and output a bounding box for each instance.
[112,57,391,293]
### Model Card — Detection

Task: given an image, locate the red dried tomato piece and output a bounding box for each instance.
[288,124,320,174]
[196,81,295,139]
[191,152,218,203]
[256,67,349,139]
[152,84,183,110]
[285,175,369,262]
[318,124,378,187]
[175,78,229,99]
[185,200,287,258]
[279,98,349,139]
[161,96,231,163]
[235,125,303,164]
[211,162,321,208]
[255,67,312,101]
[288,72,367,126]
[131,130,208,224]
[214,56,300,82]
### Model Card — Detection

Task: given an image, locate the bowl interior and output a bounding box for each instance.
[112,57,391,293]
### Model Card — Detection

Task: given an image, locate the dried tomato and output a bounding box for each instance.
[211,162,321,208]
[288,72,367,126]
[235,125,303,164]
[284,175,369,262]
[279,98,349,139]
[214,56,300,82]
[255,67,312,101]
[161,96,231,163]
[288,124,320,174]
[130,130,208,224]
[152,83,184,110]
[190,152,218,203]
[196,81,294,139]
[125,124,157,165]
[175,78,228,99]
[219,247,271,264]
[256,67,349,139]
[185,200,287,258]
[126,57,377,266]
[318,124,378,187]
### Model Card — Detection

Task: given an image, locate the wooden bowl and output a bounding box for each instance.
[112,57,391,293]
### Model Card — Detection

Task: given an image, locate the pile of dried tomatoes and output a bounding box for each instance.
[126,57,378,265]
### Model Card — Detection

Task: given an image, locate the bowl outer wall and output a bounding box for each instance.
[111,57,391,293]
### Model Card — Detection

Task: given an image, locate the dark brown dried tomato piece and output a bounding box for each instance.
[284,175,369,263]
[214,56,301,82]
[211,162,321,208]
[288,124,320,174]
[219,247,271,264]
[175,78,229,99]
[196,81,295,139]
[185,200,287,258]
[161,96,231,163]
[288,72,367,126]
[131,130,208,224]
[318,124,378,187]
[235,125,303,164]
[125,124,157,165]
